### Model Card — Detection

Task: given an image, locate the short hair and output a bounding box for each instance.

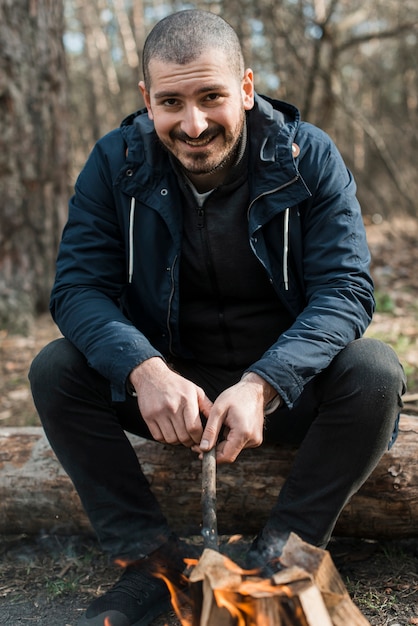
[142,9,245,89]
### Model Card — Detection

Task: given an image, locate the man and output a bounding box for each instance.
[29,9,405,626]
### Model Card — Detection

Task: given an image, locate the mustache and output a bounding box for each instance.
[170,126,222,142]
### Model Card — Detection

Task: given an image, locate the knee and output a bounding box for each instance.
[29,338,86,414]
[30,338,81,387]
[333,338,406,400]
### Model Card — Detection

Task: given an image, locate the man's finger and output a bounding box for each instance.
[199,415,222,451]
[215,437,243,464]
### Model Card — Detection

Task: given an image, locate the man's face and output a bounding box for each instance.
[139,49,254,190]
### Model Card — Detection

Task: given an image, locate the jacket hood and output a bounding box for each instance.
[119,93,300,162]
[249,94,300,161]
[118,93,304,197]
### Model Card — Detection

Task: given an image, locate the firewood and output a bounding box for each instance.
[280,533,370,626]
[0,414,417,538]
[184,535,369,625]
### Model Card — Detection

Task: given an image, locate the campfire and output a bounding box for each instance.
[158,533,371,626]
[155,450,372,625]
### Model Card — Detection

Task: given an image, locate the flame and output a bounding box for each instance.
[115,551,306,625]
[154,569,194,626]
[114,558,132,568]
[113,557,194,624]
[213,590,249,626]
[155,553,306,626]
[212,580,298,626]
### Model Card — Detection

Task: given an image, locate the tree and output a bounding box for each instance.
[222,0,418,218]
[64,0,418,219]
[0,0,69,333]
[1,0,417,331]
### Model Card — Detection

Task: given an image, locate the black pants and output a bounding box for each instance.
[29,337,405,559]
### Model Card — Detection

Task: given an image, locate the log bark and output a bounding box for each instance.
[0,415,417,538]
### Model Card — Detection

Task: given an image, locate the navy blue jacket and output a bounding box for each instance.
[51,94,374,407]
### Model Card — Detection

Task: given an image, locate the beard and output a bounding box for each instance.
[161,109,246,178]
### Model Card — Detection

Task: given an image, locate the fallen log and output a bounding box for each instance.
[0,414,417,538]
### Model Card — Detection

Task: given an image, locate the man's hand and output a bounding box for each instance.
[194,373,279,464]
[129,357,212,447]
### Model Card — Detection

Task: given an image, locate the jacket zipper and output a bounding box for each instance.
[197,207,204,228]
[166,175,299,352]
[248,175,299,292]
[197,205,235,361]
[247,175,299,218]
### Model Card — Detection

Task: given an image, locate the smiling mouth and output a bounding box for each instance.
[183,136,215,148]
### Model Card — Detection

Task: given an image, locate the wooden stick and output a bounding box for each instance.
[201,448,218,551]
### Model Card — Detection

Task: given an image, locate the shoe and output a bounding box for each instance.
[78,535,196,626]
[245,528,289,576]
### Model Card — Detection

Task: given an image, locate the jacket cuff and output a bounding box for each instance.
[264,394,282,415]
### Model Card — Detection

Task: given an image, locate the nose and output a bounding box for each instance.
[180,105,208,138]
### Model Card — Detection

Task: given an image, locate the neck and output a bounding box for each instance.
[185,164,232,194]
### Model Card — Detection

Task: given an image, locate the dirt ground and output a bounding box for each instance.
[1,218,418,625]
[1,533,418,626]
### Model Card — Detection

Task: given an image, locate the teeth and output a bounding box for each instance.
[185,137,212,146]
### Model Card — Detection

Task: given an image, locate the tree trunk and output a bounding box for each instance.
[0,0,69,333]
[0,415,417,538]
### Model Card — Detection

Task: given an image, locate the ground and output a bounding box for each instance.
[1,218,418,625]
[2,533,418,626]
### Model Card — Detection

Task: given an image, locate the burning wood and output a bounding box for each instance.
[165,533,370,626]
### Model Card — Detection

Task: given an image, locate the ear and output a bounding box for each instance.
[138,81,154,120]
[242,68,254,110]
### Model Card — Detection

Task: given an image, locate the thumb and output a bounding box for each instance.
[200,427,215,451]
[199,413,222,453]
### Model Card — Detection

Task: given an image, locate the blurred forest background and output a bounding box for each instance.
[1,6,418,622]
[0,0,417,402]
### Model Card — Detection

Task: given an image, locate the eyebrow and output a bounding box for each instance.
[153,84,228,100]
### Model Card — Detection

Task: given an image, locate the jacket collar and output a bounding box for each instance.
[118,93,310,209]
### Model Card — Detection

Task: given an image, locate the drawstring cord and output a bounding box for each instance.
[283,207,290,291]
[128,197,135,283]
[128,195,290,291]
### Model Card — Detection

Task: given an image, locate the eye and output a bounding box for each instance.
[205,93,221,102]
[163,98,179,107]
